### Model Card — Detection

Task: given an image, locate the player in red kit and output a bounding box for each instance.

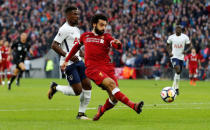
[0,40,11,86]
[0,39,3,85]
[186,48,201,86]
[62,14,144,121]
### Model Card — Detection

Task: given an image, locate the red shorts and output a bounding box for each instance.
[189,67,198,75]
[0,60,9,70]
[85,65,118,86]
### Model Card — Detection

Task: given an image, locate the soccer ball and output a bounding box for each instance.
[160,87,176,103]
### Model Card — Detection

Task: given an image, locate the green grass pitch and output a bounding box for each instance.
[0,79,210,130]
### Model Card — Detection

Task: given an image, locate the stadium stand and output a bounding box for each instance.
[0,0,209,78]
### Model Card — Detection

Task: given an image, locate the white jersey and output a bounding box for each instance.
[167,33,190,60]
[54,22,81,66]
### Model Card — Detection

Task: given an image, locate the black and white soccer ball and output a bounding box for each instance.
[160,87,176,103]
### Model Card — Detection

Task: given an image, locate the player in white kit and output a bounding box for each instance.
[167,25,192,95]
[47,6,92,120]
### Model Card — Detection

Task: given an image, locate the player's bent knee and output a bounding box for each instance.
[174,66,179,71]
[176,70,181,74]
[82,78,92,90]
[83,84,92,90]
[174,66,181,74]
[107,80,116,90]
[72,84,82,95]
[110,97,118,104]
[74,88,82,96]
[83,82,92,90]
[101,78,116,92]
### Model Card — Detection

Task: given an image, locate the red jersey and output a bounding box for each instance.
[187,54,200,68]
[80,32,114,67]
[65,32,122,85]
[0,46,9,61]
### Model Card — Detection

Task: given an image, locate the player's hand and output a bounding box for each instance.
[199,65,202,69]
[113,39,121,45]
[112,39,122,49]
[70,55,79,63]
[61,61,68,71]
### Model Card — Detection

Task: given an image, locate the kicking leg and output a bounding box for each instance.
[93,77,144,121]
[93,86,118,121]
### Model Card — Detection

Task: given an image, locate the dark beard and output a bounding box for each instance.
[72,21,78,26]
[68,20,78,26]
[95,28,104,35]
[176,32,181,36]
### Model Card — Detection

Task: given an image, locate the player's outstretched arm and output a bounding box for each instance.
[61,43,81,70]
[52,41,79,62]
[65,43,81,62]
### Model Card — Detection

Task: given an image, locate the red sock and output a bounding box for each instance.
[114,91,135,109]
[7,74,11,80]
[101,99,115,113]
[0,76,2,84]
[2,75,5,81]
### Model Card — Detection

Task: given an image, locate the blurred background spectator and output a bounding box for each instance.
[0,0,209,72]
[24,56,31,78]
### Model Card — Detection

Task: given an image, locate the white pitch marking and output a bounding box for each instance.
[0,107,210,112]
[0,102,210,112]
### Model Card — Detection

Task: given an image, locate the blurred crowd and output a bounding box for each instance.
[0,0,209,71]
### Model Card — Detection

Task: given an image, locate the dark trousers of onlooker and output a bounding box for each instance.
[45,71,52,78]
[25,70,30,78]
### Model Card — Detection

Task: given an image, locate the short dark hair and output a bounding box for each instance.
[176,25,182,29]
[64,6,78,14]
[91,13,108,26]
